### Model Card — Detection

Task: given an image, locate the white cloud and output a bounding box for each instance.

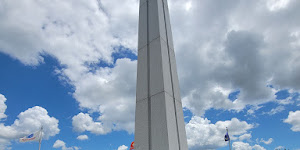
[12,106,60,139]
[0,0,138,66]
[267,0,291,11]
[100,0,138,50]
[0,0,300,136]
[53,140,66,148]
[72,113,110,135]
[180,29,277,116]
[277,97,294,105]
[0,0,139,135]
[170,0,300,116]
[117,145,128,150]
[275,146,284,150]
[0,138,11,150]
[252,144,267,150]
[263,106,285,115]
[232,141,266,150]
[0,106,59,149]
[186,117,254,149]
[72,58,136,133]
[76,135,88,141]
[232,142,252,150]
[0,94,7,120]
[260,138,273,145]
[185,1,192,11]
[284,110,300,132]
[247,105,263,116]
[53,140,79,150]
[239,133,252,141]
[0,2,299,150]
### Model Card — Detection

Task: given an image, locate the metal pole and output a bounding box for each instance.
[227,127,231,150]
[229,139,231,150]
[38,126,43,150]
[38,139,41,150]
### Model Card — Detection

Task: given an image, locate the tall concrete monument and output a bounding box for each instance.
[135,0,188,149]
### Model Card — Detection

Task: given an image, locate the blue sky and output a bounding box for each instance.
[1,0,300,150]
[1,52,299,149]
[0,53,135,150]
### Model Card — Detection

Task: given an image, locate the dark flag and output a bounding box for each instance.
[225,131,230,141]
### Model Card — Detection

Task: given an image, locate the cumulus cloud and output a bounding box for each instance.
[0,94,7,120]
[284,110,300,132]
[232,141,266,150]
[0,0,138,133]
[117,145,128,150]
[53,140,79,150]
[260,138,273,145]
[53,140,65,148]
[181,30,277,116]
[239,133,252,141]
[252,144,267,150]
[0,138,11,150]
[170,0,300,116]
[0,0,138,66]
[233,142,252,150]
[76,135,88,141]
[0,106,60,149]
[0,0,300,139]
[186,117,253,149]
[72,113,110,135]
[72,58,136,133]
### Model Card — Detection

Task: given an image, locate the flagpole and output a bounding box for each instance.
[227,127,231,150]
[229,140,231,150]
[38,126,43,150]
[38,138,41,150]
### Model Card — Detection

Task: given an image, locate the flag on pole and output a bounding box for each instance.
[19,130,42,143]
[225,129,230,141]
[225,127,231,150]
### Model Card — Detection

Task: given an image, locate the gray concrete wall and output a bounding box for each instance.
[135,0,188,149]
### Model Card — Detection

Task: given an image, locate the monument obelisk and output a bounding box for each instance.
[135,0,188,149]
